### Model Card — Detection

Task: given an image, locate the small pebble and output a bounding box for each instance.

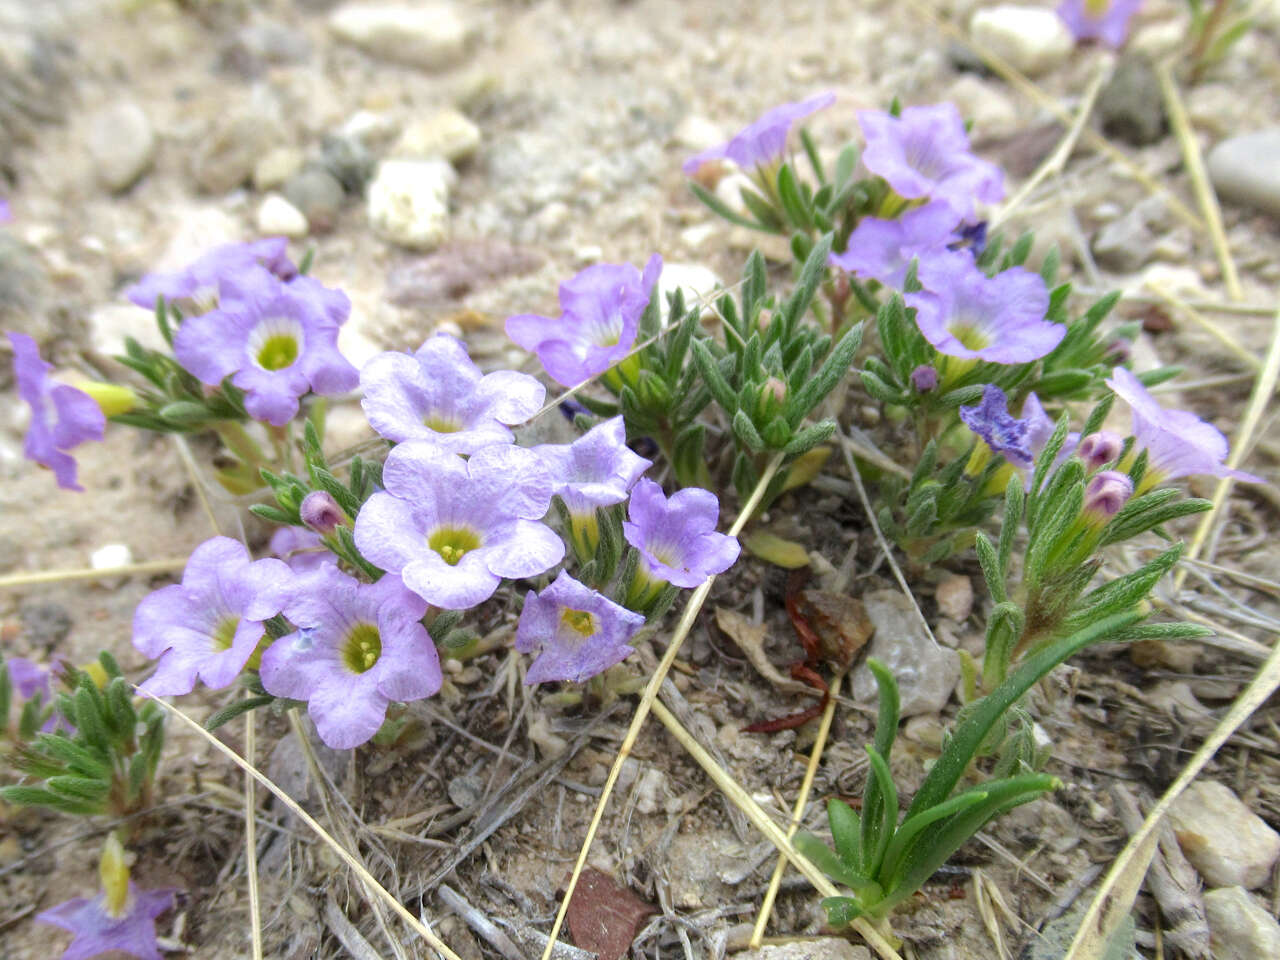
[328,3,471,70]
[87,101,156,193]
[969,5,1073,78]
[283,167,346,233]
[1204,886,1280,960]
[253,147,305,192]
[256,194,309,238]
[367,159,454,250]
[1169,780,1280,889]
[935,574,974,621]
[393,109,481,163]
[1097,55,1166,147]
[852,589,961,717]
[1207,129,1280,219]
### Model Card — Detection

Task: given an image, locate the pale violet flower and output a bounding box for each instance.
[682,92,837,175]
[269,525,334,573]
[1057,0,1143,48]
[828,200,961,287]
[37,884,175,960]
[516,572,645,685]
[623,479,740,588]
[535,416,651,520]
[125,238,295,316]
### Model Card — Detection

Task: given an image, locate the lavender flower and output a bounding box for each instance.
[300,491,346,534]
[8,331,106,491]
[0,198,10,223]
[354,442,563,610]
[6,657,69,733]
[828,201,961,287]
[622,479,740,589]
[516,572,645,685]
[1082,470,1134,523]
[37,884,175,960]
[907,253,1063,364]
[172,268,358,426]
[959,385,1056,472]
[1106,367,1263,487]
[1057,0,1143,48]
[361,333,545,449]
[1077,431,1125,471]
[859,103,1004,219]
[133,536,292,696]
[506,255,663,387]
[535,416,651,519]
[682,92,837,175]
[125,238,295,316]
[269,525,335,573]
[259,566,440,749]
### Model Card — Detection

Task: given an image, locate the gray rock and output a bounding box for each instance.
[852,589,961,717]
[0,234,52,341]
[367,158,454,250]
[1205,886,1280,960]
[253,146,304,192]
[1092,208,1156,272]
[88,302,167,357]
[384,239,541,305]
[1169,780,1280,888]
[328,3,471,70]
[19,602,72,650]
[1098,56,1166,147]
[735,941,870,960]
[87,101,156,193]
[192,104,277,194]
[1208,129,1280,218]
[217,21,311,77]
[282,167,346,233]
[969,5,1073,78]
[319,132,375,194]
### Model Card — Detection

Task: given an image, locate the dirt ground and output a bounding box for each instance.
[3,0,1280,958]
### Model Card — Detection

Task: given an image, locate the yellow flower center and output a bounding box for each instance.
[948,322,990,352]
[1085,0,1110,16]
[256,333,300,371]
[428,526,482,566]
[424,415,462,433]
[559,608,598,637]
[213,617,241,650]
[341,622,382,673]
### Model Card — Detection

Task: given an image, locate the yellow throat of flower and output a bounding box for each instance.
[429,525,482,566]
[559,607,598,637]
[342,622,382,673]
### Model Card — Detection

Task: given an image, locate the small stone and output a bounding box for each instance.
[193,104,277,194]
[393,108,481,163]
[328,3,471,70]
[734,940,871,960]
[88,302,167,357]
[1207,129,1280,218]
[947,40,994,77]
[1169,781,1280,888]
[1205,886,1280,960]
[367,159,454,250]
[256,194,309,239]
[673,114,723,152]
[19,602,72,650]
[87,102,156,193]
[283,167,346,233]
[1097,56,1167,147]
[852,589,961,717]
[0,235,52,339]
[384,239,541,305]
[253,147,305,192]
[218,21,311,76]
[935,574,973,621]
[634,767,667,815]
[969,5,1073,78]
[656,263,721,321]
[944,75,1017,135]
[320,132,375,194]
[447,774,483,809]
[1092,208,1156,273]
[90,543,133,586]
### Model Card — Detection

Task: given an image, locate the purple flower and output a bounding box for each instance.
[682,92,837,175]
[125,238,295,315]
[133,536,292,696]
[361,334,544,449]
[960,385,1056,472]
[6,657,69,733]
[37,884,175,960]
[1057,0,1143,48]
[0,198,10,223]
[8,331,106,491]
[622,479,740,588]
[516,572,645,685]
[535,416,651,519]
[1077,430,1125,471]
[259,566,440,749]
[1083,470,1134,522]
[506,255,663,387]
[1106,367,1263,486]
[859,103,1004,220]
[354,443,564,610]
[300,491,346,534]
[910,365,939,393]
[828,201,961,287]
[269,525,335,573]
[906,253,1063,364]
[172,268,358,426]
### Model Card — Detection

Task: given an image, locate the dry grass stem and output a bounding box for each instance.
[0,557,188,588]
[1145,281,1260,372]
[243,704,263,960]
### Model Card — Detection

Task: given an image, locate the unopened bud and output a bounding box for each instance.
[299,490,346,534]
[1082,470,1133,523]
[756,376,787,421]
[1078,431,1124,470]
[910,365,939,393]
[100,833,131,918]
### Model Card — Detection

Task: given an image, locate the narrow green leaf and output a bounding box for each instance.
[829,798,863,871]
[861,745,898,877]
[205,695,276,732]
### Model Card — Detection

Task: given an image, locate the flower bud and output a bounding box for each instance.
[910,365,939,393]
[299,490,346,534]
[100,834,131,918]
[1082,470,1133,524]
[1077,431,1124,470]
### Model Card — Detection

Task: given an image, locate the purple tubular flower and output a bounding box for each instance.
[8,331,106,491]
[269,525,335,573]
[1106,367,1263,485]
[682,92,837,175]
[300,490,346,534]
[959,385,1061,473]
[354,442,564,610]
[125,238,295,315]
[259,567,440,750]
[133,536,292,696]
[535,416,651,519]
[516,572,645,685]
[361,333,545,449]
[1077,430,1125,470]
[37,884,175,960]
[7,657,69,733]
[859,103,1004,219]
[505,255,663,387]
[622,479,740,588]
[828,200,961,287]
[1083,470,1134,521]
[907,253,1063,364]
[1057,0,1143,48]
[172,268,358,426]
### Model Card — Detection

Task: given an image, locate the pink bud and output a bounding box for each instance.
[1078,431,1124,470]
[910,365,939,393]
[1083,470,1133,522]
[299,490,345,534]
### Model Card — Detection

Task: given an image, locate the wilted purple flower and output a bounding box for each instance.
[1083,470,1134,522]
[907,254,1063,364]
[6,657,69,733]
[682,92,837,175]
[300,490,346,534]
[910,365,939,393]
[8,331,106,491]
[516,572,645,685]
[960,385,1057,472]
[828,201,961,287]
[535,416,651,520]
[361,333,544,449]
[259,566,440,749]
[623,479,740,588]
[270,525,335,573]
[1077,430,1125,470]
[355,443,563,610]
[1106,367,1262,487]
[172,268,358,426]
[1057,0,1143,48]
[125,238,295,316]
[506,255,663,387]
[37,884,175,960]
[859,103,1004,219]
[133,536,292,696]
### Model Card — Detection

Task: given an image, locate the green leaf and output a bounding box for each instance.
[829,798,863,870]
[732,409,766,452]
[0,785,102,815]
[206,695,276,732]
[876,788,990,885]
[783,233,834,331]
[786,320,862,427]
[783,419,835,456]
[248,505,297,525]
[73,685,108,750]
[689,181,767,230]
[975,532,1005,603]
[740,186,786,232]
[793,832,873,892]
[820,896,865,928]
[31,734,111,779]
[861,745,898,877]
[691,339,739,414]
[157,401,216,425]
[47,775,111,802]
[777,163,813,230]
